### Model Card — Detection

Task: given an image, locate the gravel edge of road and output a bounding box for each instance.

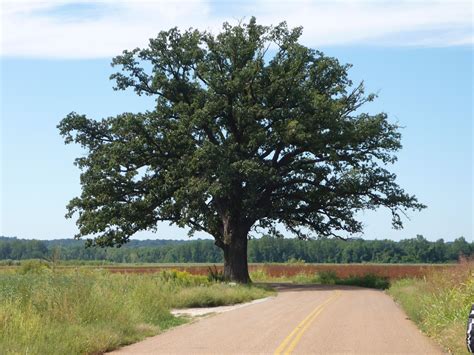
[170,296,275,317]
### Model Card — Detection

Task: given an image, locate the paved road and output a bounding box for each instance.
[110,284,443,354]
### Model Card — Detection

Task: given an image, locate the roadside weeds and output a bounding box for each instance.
[388,259,473,354]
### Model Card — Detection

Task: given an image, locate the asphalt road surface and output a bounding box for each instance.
[110,284,443,354]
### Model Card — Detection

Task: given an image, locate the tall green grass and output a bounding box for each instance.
[388,259,473,354]
[0,267,271,354]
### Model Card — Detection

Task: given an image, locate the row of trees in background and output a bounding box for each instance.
[0,235,472,264]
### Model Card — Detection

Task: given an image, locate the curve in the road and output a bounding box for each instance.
[110,284,443,354]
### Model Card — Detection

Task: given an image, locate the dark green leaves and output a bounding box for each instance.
[59,17,425,246]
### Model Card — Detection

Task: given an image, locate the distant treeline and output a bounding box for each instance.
[0,235,472,264]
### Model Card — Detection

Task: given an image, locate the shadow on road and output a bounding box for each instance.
[256,282,383,293]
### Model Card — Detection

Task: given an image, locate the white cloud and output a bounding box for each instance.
[1,0,472,58]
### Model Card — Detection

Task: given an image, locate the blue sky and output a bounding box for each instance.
[0,1,472,242]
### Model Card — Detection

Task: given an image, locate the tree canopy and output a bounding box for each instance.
[58,18,425,282]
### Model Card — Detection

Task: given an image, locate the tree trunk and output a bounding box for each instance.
[220,235,251,284]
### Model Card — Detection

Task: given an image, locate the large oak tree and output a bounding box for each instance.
[59,18,425,283]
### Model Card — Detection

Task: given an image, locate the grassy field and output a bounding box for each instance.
[1,260,468,354]
[0,263,271,355]
[388,258,473,354]
[1,261,455,280]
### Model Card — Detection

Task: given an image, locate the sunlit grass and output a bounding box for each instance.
[388,258,473,354]
[0,266,271,355]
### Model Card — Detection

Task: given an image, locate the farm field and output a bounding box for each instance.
[0,260,470,354]
[0,262,456,280]
[54,263,456,279]
[0,262,456,281]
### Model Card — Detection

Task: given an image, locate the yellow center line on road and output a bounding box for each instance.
[274,290,341,355]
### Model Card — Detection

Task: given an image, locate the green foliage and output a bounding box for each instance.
[1,235,471,264]
[336,273,390,289]
[290,273,320,284]
[314,270,389,289]
[158,269,208,286]
[18,259,51,275]
[207,265,226,282]
[0,271,179,354]
[171,284,271,308]
[249,268,272,282]
[287,257,306,264]
[0,260,20,266]
[388,261,474,354]
[0,270,271,355]
[57,17,424,280]
[249,268,316,283]
[249,267,390,289]
[316,270,339,285]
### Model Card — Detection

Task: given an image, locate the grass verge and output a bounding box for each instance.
[388,259,473,354]
[0,266,272,355]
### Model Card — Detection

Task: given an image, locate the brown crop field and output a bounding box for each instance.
[1,262,455,280]
[101,263,455,280]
